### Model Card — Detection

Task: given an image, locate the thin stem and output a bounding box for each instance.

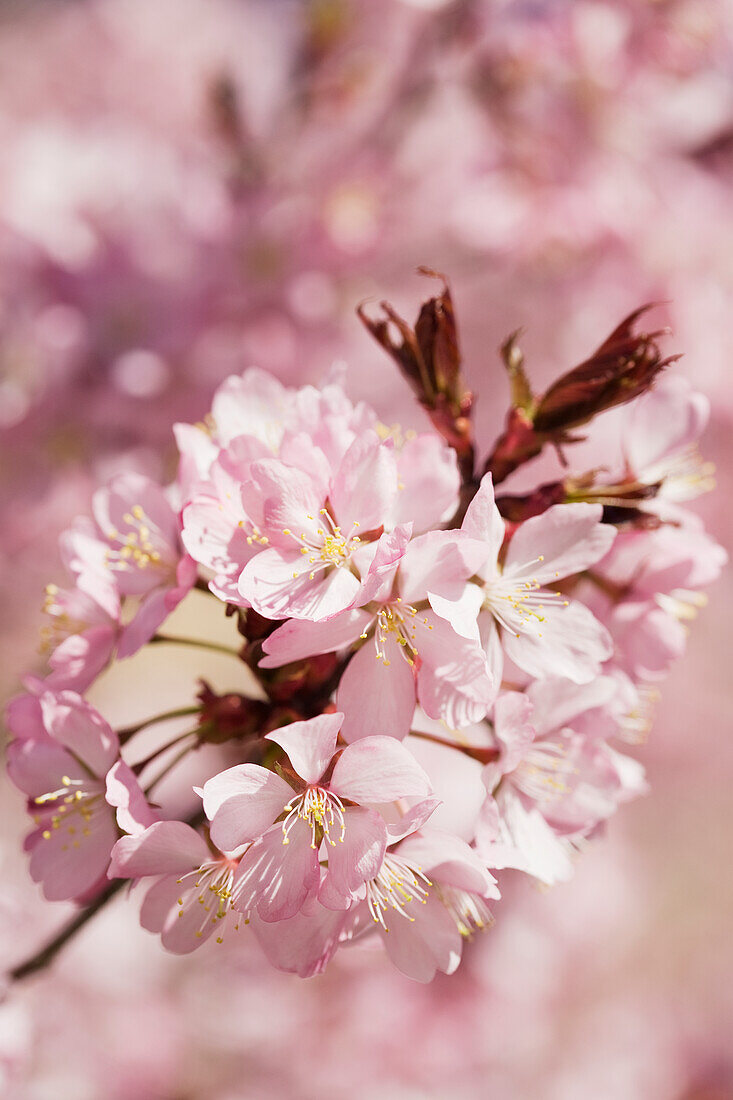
[7,810,207,986]
[409,728,499,765]
[117,705,202,744]
[150,634,242,659]
[133,726,202,774]
[143,739,197,800]
[8,879,126,984]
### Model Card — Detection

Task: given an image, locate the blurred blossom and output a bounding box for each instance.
[1,0,733,1098]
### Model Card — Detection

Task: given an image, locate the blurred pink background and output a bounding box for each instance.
[0,1,731,1096]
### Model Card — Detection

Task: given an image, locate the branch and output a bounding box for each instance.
[8,879,125,985]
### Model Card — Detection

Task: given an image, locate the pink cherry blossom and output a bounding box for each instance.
[455,474,615,689]
[623,375,714,505]
[7,691,151,901]
[201,712,432,922]
[261,526,495,740]
[237,431,399,620]
[476,687,647,886]
[584,524,727,679]
[38,577,119,692]
[354,825,500,983]
[110,820,243,953]
[63,472,196,658]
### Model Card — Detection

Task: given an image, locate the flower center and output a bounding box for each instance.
[281,786,346,849]
[39,584,90,652]
[176,859,241,944]
[104,504,173,578]
[511,739,577,802]
[483,557,569,639]
[283,509,361,580]
[33,774,105,849]
[655,588,707,621]
[366,853,431,930]
[372,599,430,667]
[436,885,494,937]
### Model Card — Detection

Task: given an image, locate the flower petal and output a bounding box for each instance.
[502,598,613,683]
[109,821,208,879]
[319,807,387,910]
[330,736,431,803]
[203,765,292,849]
[259,609,372,669]
[505,503,616,585]
[265,712,343,785]
[460,473,504,565]
[40,691,118,776]
[337,635,416,743]
[232,822,320,923]
[239,548,360,621]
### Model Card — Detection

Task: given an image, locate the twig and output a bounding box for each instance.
[8,879,126,985]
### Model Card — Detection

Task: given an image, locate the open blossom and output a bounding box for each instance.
[236,432,400,620]
[261,525,495,740]
[38,576,120,692]
[7,276,722,984]
[110,820,243,953]
[353,815,500,983]
[201,712,432,921]
[583,524,727,680]
[62,472,196,657]
[6,691,151,900]
[622,376,715,507]
[476,687,647,886]
[443,474,615,689]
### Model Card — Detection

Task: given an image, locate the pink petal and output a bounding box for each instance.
[329,432,398,532]
[239,548,360,621]
[386,797,442,843]
[625,375,709,473]
[260,609,372,669]
[211,368,291,449]
[505,503,616,585]
[140,874,181,935]
[265,712,343,785]
[460,473,504,565]
[330,736,431,804]
[502,598,613,683]
[105,761,157,836]
[29,803,119,901]
[392,434,460,533]
[39,691,118,776]
[475,788,574,886]
[526,676,617,739]
[45,626,117,692]
[398,831,499,898]
[380,893,463,982]
[251,903,347,977]
[232,822,320,923]
[319,807,387,910]
[7,738,84,799]
[355,526,412,606]
[109,821,208,879]
[337,636,416,743]
[117,588,172,659]
[415,612,496,728]
[245,458,326,548]
[203,765,293,850]
[428,584,484,642]
[5,693,48,741]
[493,691,535,773]
[399,531,489,606]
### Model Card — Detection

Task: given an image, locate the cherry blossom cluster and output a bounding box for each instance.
[5,280,725,983]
